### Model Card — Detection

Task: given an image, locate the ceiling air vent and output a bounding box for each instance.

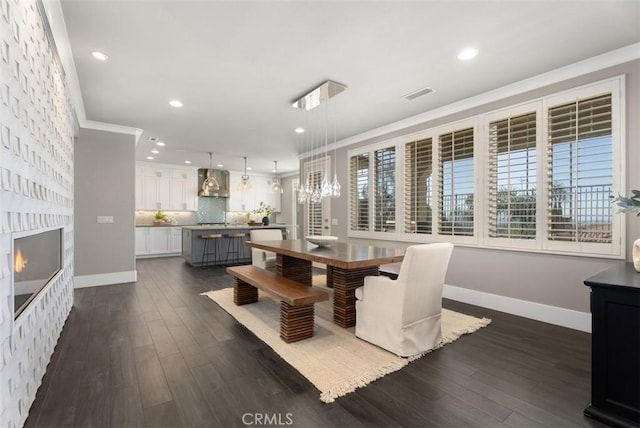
[402,87,434,101]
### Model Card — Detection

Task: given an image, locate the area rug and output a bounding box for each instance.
[202,286,490,403]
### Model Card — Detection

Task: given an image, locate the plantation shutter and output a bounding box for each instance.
[349,154,370,231]
[307,170,323,236]
[373,146,396,232]
[488,112,537,239]
[547,93,613,243]
[404,138,433,234]
[438,128,474,236]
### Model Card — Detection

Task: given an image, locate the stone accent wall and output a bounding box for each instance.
[0,1,74,427]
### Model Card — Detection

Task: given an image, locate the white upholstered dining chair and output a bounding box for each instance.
[355,243,454,357]
[249,229,283,270]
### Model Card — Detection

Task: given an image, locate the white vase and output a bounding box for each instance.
[634,238,640,272]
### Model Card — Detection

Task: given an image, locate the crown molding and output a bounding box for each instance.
[81,120,143,139]
[302,42,640,158]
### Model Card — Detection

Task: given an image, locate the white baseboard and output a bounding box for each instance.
[74,270,137,288]
[443,284,591,333]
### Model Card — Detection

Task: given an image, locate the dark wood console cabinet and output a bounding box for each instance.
[584,263,640,427]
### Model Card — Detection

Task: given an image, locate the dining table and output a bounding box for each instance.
[244,239,405,328]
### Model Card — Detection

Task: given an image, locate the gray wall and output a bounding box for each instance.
[74,128,136,278]
[326,60,639,314]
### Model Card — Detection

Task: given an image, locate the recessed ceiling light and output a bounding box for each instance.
[146,156,154,160]
[151,149,159,154]
[458,47,478,61]
[169,99,183,108]
[91,51,109,61]
[247,167,252,171]
[184,160,191,164]
[217,164,223,168]
[156,142,166,147]
[295,127,305,134]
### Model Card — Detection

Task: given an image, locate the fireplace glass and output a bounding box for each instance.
[13,228,63,319]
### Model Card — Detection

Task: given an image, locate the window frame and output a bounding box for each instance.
[346,76,625,259]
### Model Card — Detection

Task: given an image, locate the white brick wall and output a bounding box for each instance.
[0,1,74,427]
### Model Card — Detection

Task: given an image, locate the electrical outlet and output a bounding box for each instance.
[97,216,113,224]
[331,218,338,225]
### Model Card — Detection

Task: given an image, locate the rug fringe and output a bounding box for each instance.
[319,359,408,403]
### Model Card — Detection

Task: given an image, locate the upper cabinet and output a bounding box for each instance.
[135,163,198,211]
[227,171,281,213]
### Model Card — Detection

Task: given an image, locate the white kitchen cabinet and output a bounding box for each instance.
[136,226,182,257]
[135,163,198,211]
[140,167,172,210]
[149,227,170,254]
[170,170,197,211]
[227,171,281,213]
[135,227,149,256]
[136,226,183,258]
[228,171,253,211]
[170,227,182,253]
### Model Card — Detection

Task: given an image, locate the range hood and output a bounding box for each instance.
[197,169,230,197]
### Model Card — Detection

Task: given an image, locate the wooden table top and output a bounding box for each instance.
[245,239,405,270]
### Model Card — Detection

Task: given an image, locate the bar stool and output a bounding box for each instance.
[200,233,223,267]
[225,232,246,265]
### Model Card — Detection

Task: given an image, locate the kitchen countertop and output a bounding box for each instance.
[182,224,289,230]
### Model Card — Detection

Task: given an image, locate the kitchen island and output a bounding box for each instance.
[182,225,287,267]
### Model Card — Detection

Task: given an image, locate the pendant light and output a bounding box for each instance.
[239,156,252,192]
[292,80,346,204]
[269,160,283,194]
[201,152,220,195]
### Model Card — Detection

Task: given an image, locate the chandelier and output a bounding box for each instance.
[293,80,346,204]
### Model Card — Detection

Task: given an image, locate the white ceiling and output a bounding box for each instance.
[59,0,640,174]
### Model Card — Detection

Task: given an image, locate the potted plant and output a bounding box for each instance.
[153,211,168,225]
[612,190,640,272]
[253,202,276,226]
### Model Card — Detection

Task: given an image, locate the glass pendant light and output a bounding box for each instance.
[269,160,283,194]
[239,156,252,192]
[201,152,220,195]
[292,80,346,204]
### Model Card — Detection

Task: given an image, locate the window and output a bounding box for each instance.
[349,153,369,231]
[438,128,474,237]
[547,93,613,244]
[488,112,537,239]
[347,77,622,258]
[404,138,433,234]
[306,170,323,236]
[374,146,396,232]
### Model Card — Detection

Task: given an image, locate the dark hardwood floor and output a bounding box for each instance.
[25,257,604,428]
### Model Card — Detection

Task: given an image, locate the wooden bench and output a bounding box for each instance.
[226,265,330,343]
[379,262,401,280]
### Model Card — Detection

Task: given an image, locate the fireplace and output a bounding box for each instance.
[13,228,63,319]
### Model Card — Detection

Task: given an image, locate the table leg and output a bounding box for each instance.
[326,265,334,288]
[276,254,312,285]
[332,266,379,328]
[280,302,315,343]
